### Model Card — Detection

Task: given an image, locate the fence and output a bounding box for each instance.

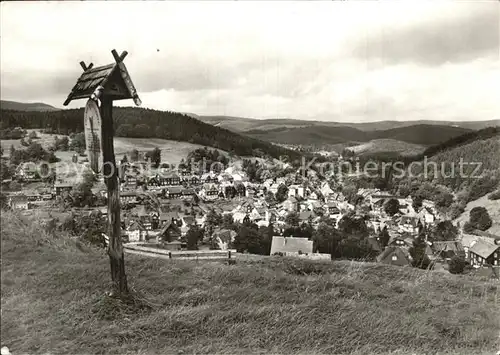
[123,243,235,261]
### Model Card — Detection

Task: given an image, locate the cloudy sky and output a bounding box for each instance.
[1,1,499,122]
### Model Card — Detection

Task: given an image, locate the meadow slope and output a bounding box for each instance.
[0,131,225,165]
[454,194,500,235]
[1,212,499,355]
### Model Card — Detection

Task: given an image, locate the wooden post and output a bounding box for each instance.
[100,96,128,295]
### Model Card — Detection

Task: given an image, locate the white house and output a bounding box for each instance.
[270,236,313,256]
[199,183,220,202]
[269,183,282,194]
[9,195,29,210]
[320,182,334,198]
[126,221,148,242]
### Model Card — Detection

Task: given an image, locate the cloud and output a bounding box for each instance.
[1,1,499,122]
[351,3,499,66]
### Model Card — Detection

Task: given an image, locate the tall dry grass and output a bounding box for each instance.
[1,211,499,354]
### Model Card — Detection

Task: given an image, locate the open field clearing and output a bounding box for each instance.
[1,211,499,355]
[347,139,426,157]
[1,131,229,167]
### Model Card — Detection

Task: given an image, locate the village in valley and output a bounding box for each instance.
[3,2,500,354]
[3,132,499,277]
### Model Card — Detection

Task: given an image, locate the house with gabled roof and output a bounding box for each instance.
[126,220,148,242]
[367,237,383,253]
[158,220,182,243]
[165,186,183,199]
[120,191,139,205]
[398,215,420,234]
[431,241,465,261]
[270,236,313,256]
[213,228,237,250]
[159,211,180,227]
[199,183,220,202]
[377,246,412,267]
[469,240,500,267]
[288,184,304,198]
[416,207,436,225]
[283,196,298,212]
[320,182,334,199]
[269,183,283,195]
[181,188,195,199]
[9,195,30,210]
[54,182,74,196]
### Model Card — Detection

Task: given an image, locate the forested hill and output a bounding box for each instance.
[0,108,302,160]
[422,126,500,157]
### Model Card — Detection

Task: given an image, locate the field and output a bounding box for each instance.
[0,131,225,165]
[1,211,499,355]
[454,194,500,235]
[113,137,226,164]
[346,139,426,157]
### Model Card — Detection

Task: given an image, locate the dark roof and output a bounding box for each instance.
[166,186,183,194]
[127,220,146,231]
[54,182,73,188]
[367,237,382,252]
[431,241,465,254]
[377,246,412,265]
[299,210,313,221]
[63,50,141,106]
[182,216,196,225]
[160,220,181,235]
[66,64,114,102]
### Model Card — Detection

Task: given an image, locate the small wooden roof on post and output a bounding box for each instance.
[63,49,141,106]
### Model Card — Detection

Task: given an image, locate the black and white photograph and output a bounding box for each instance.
[1,1,500,354]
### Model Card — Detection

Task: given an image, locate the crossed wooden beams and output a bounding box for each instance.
[79,49,128,72]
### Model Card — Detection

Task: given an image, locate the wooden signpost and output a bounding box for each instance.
[84,99,103,174]
[64,49,141,296]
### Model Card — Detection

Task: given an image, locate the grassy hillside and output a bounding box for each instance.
[0,131,214,165]
[454,194,500,235]
[0,108,302,161]
[0,100,59,112]
[245,124,471,147]
[2,211,499,355]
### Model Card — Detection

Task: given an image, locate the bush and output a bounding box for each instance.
[469,207,492,231]
[463,222,475,234]
[449,202,466,220]
[449,256,466,274]
[488,190,500,200]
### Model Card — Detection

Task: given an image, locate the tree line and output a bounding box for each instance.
[0,107,303,161]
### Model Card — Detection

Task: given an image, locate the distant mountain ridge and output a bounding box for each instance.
[245,123,473,147]
[197,115,500,133]
[3,100,497,131]
[0,100,59,112]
